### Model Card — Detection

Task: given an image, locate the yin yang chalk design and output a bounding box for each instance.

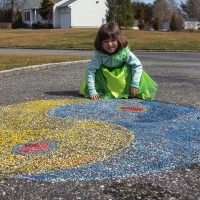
[0,98,199,181]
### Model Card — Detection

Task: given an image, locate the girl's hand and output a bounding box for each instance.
[130,87,138,97]
[90,94,99,100]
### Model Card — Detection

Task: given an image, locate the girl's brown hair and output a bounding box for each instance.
[94,21,128,52]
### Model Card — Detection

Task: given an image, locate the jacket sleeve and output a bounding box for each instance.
[125,52,143,88]
[86,55,102,96]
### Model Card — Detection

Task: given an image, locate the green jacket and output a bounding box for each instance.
[86,46,143,96]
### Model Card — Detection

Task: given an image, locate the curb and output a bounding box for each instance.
[0,47,200,52]
[132,49,200,52]
[0,46,94,51]
[0,60,90,78]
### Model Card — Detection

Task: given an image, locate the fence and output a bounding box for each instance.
[0,22,12,28]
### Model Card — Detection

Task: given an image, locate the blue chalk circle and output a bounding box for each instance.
[17,99,200,181]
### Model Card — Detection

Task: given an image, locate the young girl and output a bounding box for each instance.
[79,21,158,100]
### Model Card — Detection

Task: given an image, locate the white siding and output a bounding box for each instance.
[71,0,106,28]
[22,1,31,9]
[185,21,200,30]
[31,10,37,24]
[54,7,61,28]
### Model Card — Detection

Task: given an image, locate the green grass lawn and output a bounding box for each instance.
[0,28,199,71]
[1,28,200,50]
[0,54,91,71]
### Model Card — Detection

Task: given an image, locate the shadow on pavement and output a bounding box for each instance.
[45,90,82,97]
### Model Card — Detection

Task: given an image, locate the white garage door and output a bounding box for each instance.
[61,12,70,28]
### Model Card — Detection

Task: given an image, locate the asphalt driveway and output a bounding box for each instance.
[0,51,199,200]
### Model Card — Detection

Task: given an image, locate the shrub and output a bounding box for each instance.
[12,13,30,29]
[170,13,177,31]
[138,18,145,30]
[153,17,160,31]
[32,23,53,29]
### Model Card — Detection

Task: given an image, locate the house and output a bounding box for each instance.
[183,18,200,30]
[21,0,107,29]
[153,19,200,31]
[161,20,170,30]
[21,0,60,26]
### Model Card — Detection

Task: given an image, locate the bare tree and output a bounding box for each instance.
[190,0,200,20]
[0,0,7,11]
[175,12,184,30]
[0,0,22,22]
[153,0,183,30]
[167,0,183,30]
[167,0,177,15]
[153,0,171,22]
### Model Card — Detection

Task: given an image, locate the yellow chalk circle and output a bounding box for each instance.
[0,99,134,177]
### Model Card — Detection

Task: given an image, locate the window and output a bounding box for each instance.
[24,11,30,21]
